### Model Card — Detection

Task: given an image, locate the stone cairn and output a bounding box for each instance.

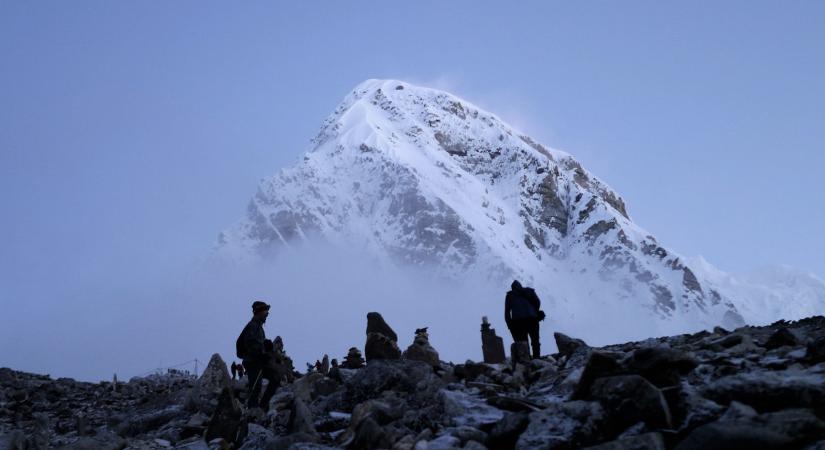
[5,316,825,449]
[268,336,296,383]
[320,354,330,375]
[480,316,506,364]
[364,312,401,362]
[340,347,365,369]
[402,327,441,368]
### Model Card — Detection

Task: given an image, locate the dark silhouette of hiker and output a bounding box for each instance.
[505,280,545,358]
[238,300,279,410]
[230,362,238,380]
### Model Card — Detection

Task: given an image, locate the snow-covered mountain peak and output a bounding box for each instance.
[218,79,825,339]
[312,78,570,161]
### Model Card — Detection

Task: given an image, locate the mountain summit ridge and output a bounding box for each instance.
[218,79,825,336]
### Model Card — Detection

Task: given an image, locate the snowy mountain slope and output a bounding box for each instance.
[218,79,825,334]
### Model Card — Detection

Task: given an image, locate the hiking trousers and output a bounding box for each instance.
[243,360,279,410]
[508,319,541,358]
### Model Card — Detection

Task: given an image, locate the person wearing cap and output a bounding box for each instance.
[240,300,278,410]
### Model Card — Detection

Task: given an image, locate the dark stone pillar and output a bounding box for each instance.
[481,316,506,364]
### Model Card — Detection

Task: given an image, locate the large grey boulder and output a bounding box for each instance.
[198,353,232,396]
[442,425,488,447]
[348,417,389,450]
[763,327,799,350]
[554,332,589,358]
[291,372,339,403]
[700,369,825,414]
[625,345,697,388]
[344,359,441,405]
[588,375,672,431]
[516,401,607,450]
[114,404,187,437]
[572,351,625,399]
[675,404,825,450]
[288,397,317,436]
[337,398,405,449]
[808,336,825,363]
[238,423,275,450]
[440,388,505,428]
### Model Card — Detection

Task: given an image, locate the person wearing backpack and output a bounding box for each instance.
[237,300,278,410]
[504,280,546,359]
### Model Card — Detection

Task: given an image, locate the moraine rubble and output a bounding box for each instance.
[2,314,825,449]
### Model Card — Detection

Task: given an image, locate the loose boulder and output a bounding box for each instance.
[625,345,697,388]
[487,411,529,450]
[588,375,672,431]
[555,332,589,358]
[204,387,246,445]
[763,327,799,350]
[674,408,825,450]
[808,336,825,363]
[516,401,606,449]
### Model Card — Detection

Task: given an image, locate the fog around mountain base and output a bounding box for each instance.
[4,236,748,382]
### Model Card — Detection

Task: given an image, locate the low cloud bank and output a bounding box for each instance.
[1,238,725,382]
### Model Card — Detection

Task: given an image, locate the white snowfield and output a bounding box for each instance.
[218,79,825,341]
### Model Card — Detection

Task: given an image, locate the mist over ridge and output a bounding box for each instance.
[217,79,825,347]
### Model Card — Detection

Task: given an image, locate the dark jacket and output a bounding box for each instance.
[505,285,541,326]
[241,316,267,364]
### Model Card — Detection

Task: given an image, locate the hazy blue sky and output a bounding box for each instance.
[1,2,823,379]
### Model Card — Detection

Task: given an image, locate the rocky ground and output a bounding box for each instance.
[2,314,825,449]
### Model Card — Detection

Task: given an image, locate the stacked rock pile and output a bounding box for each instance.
[2,314,825,449]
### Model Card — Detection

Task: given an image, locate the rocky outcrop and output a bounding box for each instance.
[3,315,825,449]
[554,332,589,358]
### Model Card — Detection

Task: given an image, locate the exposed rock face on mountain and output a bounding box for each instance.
[3,315,824,449]
[218,79,825,336]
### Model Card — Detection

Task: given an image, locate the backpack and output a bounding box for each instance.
[236,329,247,359]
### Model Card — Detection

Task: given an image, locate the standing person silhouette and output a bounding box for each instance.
[504,280,545,359]
[238,301,278,410]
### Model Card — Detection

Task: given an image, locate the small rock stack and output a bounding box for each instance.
[341,347,365,369]
[3,314,825,449]
[481,316,506,364]
[402,327,441,368]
